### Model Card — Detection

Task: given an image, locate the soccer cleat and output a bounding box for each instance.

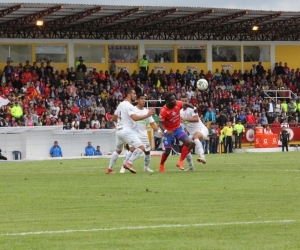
[159,164,165,173]
[197,158,207,164]
[184,167,195,171]
[120,166,126,173]
[176,161,185,170]
[123,162,137,174]
[106,168,115,174]
[144,167,154,173]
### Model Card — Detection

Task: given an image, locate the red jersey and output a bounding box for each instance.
[159,101,183,131]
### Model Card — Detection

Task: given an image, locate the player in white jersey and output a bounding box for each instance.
[180,96,209,165]
[120,93,161,173]
[106,88,155,174]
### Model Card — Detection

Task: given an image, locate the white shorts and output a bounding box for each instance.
[128,135,151,152]
[188,126,209,139]
[116,129,143,151]
[140,136,151,152]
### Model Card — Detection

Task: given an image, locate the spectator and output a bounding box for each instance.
[91,115,100,129]
[109,60,116,75]
[280,126,289,152]
[204,107,216,127]
[11,101,23,120]
[75,56,83,69]
[0,116,6,127]
[0,148,7,160]
[85,141,96,156]
[263,125,273,134]
[105,117,115,129]
[209,122,219,154]
[50,141,63,157]
[95,146,102,156]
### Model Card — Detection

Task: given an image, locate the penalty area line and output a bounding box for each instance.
[0,219,297,237]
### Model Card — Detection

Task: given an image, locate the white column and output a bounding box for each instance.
[139,42,145,59]
[270,44,276,70]
[206,42,212,71]
[68,40,74,68]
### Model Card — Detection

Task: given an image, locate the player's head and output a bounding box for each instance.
[165,93,176,108]
[180,95,188,103]
[124,87,136,102]
[137,93,146,106]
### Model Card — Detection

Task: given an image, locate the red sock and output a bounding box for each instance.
[160,152,168,165]
[180,145,190,161]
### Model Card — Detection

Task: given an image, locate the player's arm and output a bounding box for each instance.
[181,114,199,123]
[130,108,155,121]
[150,122,159,132]
[112,114,118,122]
[159,121,166,133]
[159,119,173,136]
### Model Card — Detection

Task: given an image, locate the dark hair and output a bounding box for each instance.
[165,93,174,102]
[137,93,145,99]
[124,87,133,96]
[181,95,187,99]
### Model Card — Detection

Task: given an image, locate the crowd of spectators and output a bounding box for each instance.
[0,58,300,131]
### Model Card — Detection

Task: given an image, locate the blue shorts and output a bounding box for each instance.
[163,126,189,149]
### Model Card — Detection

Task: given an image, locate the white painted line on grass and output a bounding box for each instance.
[0,219,297,237]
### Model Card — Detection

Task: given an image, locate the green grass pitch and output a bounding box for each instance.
[0,152,300,250]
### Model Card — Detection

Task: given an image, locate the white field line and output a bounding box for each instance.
[0,219,297,237]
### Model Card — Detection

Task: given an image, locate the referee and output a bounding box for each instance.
[221,122,234,153]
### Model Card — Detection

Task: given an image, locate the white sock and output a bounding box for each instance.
[186,153,194,168]
[108,151,119,169]
[194,139,205,158]
[122,151,132,166]
[144,154,151,168]
[128,148,143,164]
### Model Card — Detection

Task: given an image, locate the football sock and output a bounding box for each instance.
[160,152,168,165]
[128,148,143,165]
[144,154,151,168]
[186,153,194,168]
[122,150,132,166]
[194,139,205,158]
[108,151,119,169]
[180,145,190,161]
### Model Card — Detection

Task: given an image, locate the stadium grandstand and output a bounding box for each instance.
[0,3,300,152]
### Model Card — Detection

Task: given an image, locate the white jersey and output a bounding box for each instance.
[133,106,154,137]
[115,101,136,130]
[180,107,206,133]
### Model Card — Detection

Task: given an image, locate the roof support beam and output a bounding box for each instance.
[224,13,282,35]
[44,6,102,30]
[0,5,62,36]
[0,4,22,18]
[94,8,178,34]
[24,6,102,37]
[172,11,248,37]
[58,7,141,37]
[142,9,214,33]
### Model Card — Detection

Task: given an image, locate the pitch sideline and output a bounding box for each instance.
[0,219,297,237]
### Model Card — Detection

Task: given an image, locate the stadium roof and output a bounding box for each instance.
[0,3,300,41]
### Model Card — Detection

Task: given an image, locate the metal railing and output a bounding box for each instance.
[144,100,165,109]
[263,90,298,102]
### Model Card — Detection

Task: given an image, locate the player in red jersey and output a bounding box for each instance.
[159,93,195,172]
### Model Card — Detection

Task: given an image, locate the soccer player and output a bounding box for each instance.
[120,93,161,173]
[180,96,209,164]
[106,88,155,174]
[159,93,196,172]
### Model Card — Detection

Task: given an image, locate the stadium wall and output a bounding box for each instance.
[0,127,117,161]
[1,39,300,75]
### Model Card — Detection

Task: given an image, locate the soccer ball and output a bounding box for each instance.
[196,79,208,91]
